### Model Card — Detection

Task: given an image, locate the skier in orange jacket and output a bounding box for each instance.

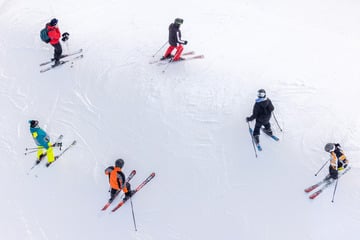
[105,159,134,201]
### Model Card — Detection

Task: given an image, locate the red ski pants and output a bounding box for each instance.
[164,45,184,61]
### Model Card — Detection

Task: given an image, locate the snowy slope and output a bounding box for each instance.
[0,0,360,239]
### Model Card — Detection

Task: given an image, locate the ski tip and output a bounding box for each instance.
[309,191,320,199]
[101,203,110,211]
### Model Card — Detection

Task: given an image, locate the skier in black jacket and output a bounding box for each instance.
[161,18,188,61]
[324,143,349,179]
[246,89,275,144]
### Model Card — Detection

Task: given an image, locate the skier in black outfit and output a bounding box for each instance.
[246,89,275,144]
[161,18,188,61]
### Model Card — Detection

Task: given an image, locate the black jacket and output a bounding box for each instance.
[168,23,186,46]
[248,98,274,124]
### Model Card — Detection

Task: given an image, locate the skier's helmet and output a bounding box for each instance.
[29,120,39,128]
[324,143,335,152]
[257,89,266,98]
[174,18,184,25]
[50,18,58,26]
[115,159,124,168]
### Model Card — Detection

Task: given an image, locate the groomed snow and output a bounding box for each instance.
[0,0,359,239]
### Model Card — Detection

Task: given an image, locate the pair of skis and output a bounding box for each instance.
[304,166,351,200]
[40,49,83,73]
[248,126,279,154]
[101,171,155,212]
[101,170,137,211]
[26,135,76,171]
[149,51,204,65]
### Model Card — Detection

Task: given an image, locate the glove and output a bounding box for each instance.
[246,117,251,122]
[53,142,62,148]
[62,32,70,42]
[183,40,188,45]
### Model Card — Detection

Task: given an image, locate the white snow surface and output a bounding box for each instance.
[1,0,360,239]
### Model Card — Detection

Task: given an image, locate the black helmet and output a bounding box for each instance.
[50,18,58,26]
[257,89,266,98]
[29,120,39,128]
[324,143,335,152]
[174,18,184,25]
[115,159,124,168]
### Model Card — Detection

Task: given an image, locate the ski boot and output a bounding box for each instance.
[123,190,136,201]
[160,54,173,60]
[263,128,273,137]
[53,60,61,66]
[35,153,47,164]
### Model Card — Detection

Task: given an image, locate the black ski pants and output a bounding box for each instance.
[253,121,271,136]
[51,43,62,61]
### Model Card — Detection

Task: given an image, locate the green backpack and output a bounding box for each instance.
[40,26,50,43]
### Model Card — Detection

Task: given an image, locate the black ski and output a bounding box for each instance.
[40,49,83,66]
[40,55,84,73]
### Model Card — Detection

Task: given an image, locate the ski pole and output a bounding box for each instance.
[314,159,330,176]
[25,143,62,151]
[272,112,283,132]
[162,59,173,73]
[25,146,43,151]
[330,160,340,202]
[152,41,168,57]
[129,198,138,231]
[24,149,39,155]
[247,122,258,158]
[25,144,61,155]
[331,178,339,203]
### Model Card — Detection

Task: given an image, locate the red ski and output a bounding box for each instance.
[111,172,155,212]
[101,170,136,211]
[307,167,351,200]
[304,179,328,193]
[149,51,195,64]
